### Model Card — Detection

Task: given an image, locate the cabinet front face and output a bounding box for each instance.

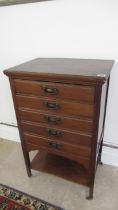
[9,77,103,184]
[12,78,97,171]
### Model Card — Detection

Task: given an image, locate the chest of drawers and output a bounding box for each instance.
[4,58,114,199]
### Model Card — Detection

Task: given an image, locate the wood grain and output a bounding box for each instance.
[14,79,95,103]
[16,95,94,118]
[4,58,114,84]
[18,108,93,133]
[23,132,91,158]
[21,121,92,146]
[31,151,90,186]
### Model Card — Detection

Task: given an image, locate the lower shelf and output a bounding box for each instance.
[31,151,89,186]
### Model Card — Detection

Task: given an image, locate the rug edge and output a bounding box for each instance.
[0,183,65,210]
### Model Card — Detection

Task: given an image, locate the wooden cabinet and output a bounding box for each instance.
[4,58,114,199]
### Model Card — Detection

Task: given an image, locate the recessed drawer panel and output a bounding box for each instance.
[14,79,94,103]
[16,95,94,118]
[23,132,91,159]
[18,109,93,134]
[21,121,92,146]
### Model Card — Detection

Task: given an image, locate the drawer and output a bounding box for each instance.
[14,79,94,103]
[16,95,94,118]
[21,121,92,146]
[18,108,93,133]
[23,132,91,158]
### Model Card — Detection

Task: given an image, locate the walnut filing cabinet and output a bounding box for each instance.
[4,58,114,199]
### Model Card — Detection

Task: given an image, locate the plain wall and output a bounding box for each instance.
[0,0,118,165]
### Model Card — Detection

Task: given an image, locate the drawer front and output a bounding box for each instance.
[18,109,93,133]
[23,132,91,158]
[16,95,94,118]
[21,121,92,146]
[14,79,94,103]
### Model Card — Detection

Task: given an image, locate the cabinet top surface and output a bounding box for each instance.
[4,58,114,84]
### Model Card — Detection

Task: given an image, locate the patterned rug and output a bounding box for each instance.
[0,184,64,210]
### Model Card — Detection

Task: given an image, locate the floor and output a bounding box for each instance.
[0,139,118,210]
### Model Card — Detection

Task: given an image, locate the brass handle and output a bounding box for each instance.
[48,142,62,149]
[42,86,59,95]
[47,129,63,137]
[45,116,61,124]
[44,101,60,110]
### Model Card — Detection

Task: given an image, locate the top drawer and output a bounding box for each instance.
[14,80,94,103]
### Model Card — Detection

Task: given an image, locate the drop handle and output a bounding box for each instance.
[48,142,62,149]
[47,129,63,137]
[44,101,60,110]
[42,86,59,95]
[45,116,61,124]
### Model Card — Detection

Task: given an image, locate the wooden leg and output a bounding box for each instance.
[23,151,32,177]
[98,151,103,165]
[98,138,103,166]
[99,160,103,165]
[86,185,94,200]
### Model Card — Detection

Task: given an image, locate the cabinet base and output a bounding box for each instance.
[31,150,89,186]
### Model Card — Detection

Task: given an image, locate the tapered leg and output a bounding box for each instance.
[23,151,32,177]
[99,160,103,165]
[98,138,103,165]
[86,185,94,200]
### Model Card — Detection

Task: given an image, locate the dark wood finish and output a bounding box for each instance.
[23,132,91,158]
[29,145,90,170]
[87,84,102,199]
[4,58,114,199]
[9,78,32,177]
[14,79,95,103]
[98,77,110,164]
[4,58,114,84]
[31,151,90,186]
[18,108,93,133]
[21,121,92,146]
[16,95,94,118]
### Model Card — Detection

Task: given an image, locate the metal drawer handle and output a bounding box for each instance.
[42,86,59,95]
[47,129,63,137]
[45,116,61,124]
[48,142,62,149]
[44,101,60,110]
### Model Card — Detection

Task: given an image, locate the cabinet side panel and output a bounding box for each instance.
[97,82,107,142]
[87,83,102,198]
[9,78,32,176]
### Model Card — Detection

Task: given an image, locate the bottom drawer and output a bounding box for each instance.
[23,132,91,169]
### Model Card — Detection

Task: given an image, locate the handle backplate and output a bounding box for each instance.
[42,86,59,95]
[48,142,62,149]
[45,116,61,124]
[47,129,63,137]
[44,101,60,110]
